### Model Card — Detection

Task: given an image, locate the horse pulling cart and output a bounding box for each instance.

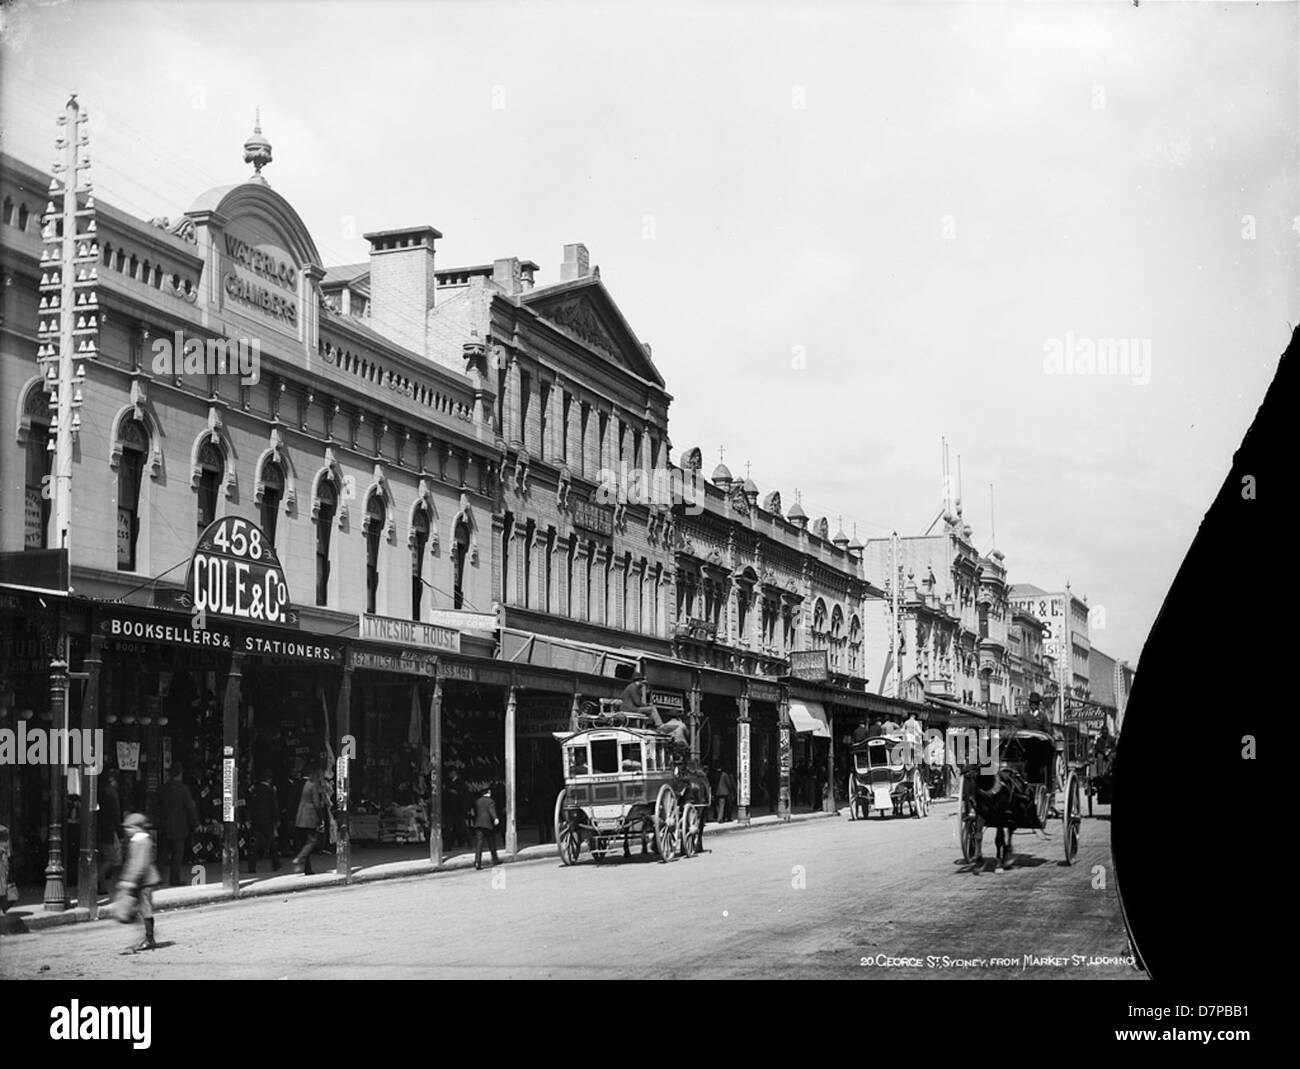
[957,728,1083,869]
[847,735,930,820]
[553,704,709,865]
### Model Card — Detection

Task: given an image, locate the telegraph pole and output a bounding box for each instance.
[37,94,97,910]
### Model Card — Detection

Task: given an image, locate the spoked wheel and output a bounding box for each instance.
[909,770,923,818]
[958,776,981,862]
[654,784,679,862]
[682,804,700,858]
[1063,771,1082,865]
[555,789,581,866]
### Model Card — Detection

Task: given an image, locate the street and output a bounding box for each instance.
[1,802,1140,980]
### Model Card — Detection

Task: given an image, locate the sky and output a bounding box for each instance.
[2,0,1296,665]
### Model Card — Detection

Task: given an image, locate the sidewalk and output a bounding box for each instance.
[1,808,839,935]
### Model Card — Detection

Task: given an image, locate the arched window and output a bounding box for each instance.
[315,479,337,606]
[603,551,613,625]
[523,520,535,608]
[585,541,595,623]
[365,494,385,614]
[17,203,29,231]
[566,536,576,617]
[117,419,148,571]
[23,391,51,550]
[195,441,224,535]
[259,460,284,546]
[812,599,827,646]
[652,564,662,637]
[412,506,430,620]
[544,528,555,613]
[636,558,646,633]
[452,516,471,610]
[622,553,632,631]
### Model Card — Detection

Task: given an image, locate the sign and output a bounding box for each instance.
[437,660,512,687]
[24,488,43,548]
[571,498,613,537]
[186,517,294,626]
[747,681,781,704]
[360,612,460,653]
[421,608,499,632]
[352,648,438,676]
[116,741,140,772]
[738,720,751,807]
[789,650,829,681]
[650,690,685,712]
[222,757,235,821]
[336,754,350,809]
[102,613,343,664]
[222,231,298,327]
[0,548,68,597]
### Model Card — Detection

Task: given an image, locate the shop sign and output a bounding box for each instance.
[102,613,343,664]
[352,649,438,676]
[789,650,828,681]
[336,754,350,808]
[437,661,512,687]
[222,756,235,822]
[738,720,751,807]
[650,690,685,712]
[747,681,781,704]
[571,497,614,537]
[185,517,296,626]
[517,697,574,737]
[359,612,460,653]
[422,608,499,632]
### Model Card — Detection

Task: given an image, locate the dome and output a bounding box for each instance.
[787,499,807,519]
[848,536,864,552]
[743,477,758,494]
[712,462,733,483]
[833,527,849,545]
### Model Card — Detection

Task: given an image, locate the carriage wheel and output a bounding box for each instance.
[958,776,979,861]
[555,789,581,866]
[654,784,679,862]
[1063,771,1082,865]
[910,770,923,818]
[682,804,700,858]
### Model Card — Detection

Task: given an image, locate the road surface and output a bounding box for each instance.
[1,802,1139,979]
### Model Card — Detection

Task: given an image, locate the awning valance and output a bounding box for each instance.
[789,700,830,738]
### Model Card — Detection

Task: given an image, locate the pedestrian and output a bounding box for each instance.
[867,718,884,739]
[472,785,500,869]
[114,812,161,953]
[155,763,198,886]
[96,769,123,895]
[851,719,869,745]
[715,766,735,823]
[247,770,281,874]
[291,764,326,875]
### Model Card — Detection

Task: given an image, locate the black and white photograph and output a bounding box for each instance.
[0,0,1288,1023]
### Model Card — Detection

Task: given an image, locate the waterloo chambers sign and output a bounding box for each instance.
[222,232,298,327]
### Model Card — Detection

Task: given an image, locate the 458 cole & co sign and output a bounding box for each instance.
[186,517,293,625]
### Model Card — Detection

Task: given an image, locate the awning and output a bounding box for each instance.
[789,700,830,738]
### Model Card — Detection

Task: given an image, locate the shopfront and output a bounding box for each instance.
[745,680,784,818]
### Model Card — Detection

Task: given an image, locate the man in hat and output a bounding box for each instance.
[471,785,501,870]
[1017,691,1050,732]
[618,669,656,720]
[116,812,161,952]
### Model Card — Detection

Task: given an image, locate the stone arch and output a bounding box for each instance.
[361,463,397,543]
[189,422,236,499]
[453,493,479,566]
[310,450,346,528]
[408,478,440,556]
[108,403,162,479]
[253,435,298,514]
[14,376,48,446]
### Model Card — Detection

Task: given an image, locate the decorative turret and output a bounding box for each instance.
[243,109,272,183]
[787,490,808,530]
[832,515,849,549]
[712,446,732,489]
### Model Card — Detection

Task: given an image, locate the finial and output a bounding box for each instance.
[243,109,273,183]
[718,444,725,463]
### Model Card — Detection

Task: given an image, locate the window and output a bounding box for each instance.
[562,393,572,463]
[523,520,535,608]
[566,745,589,777]
[365,495,385,614]
[315,480,337,606]
[622,553,631,630]
[260,461,284,547]
[544,528,555,613]
[495,364,507,435]
[603,552,612,625]
[500,512,513,609]
[196,441,223,535]
[579,403,591,476]
[116,419,147,571]
[452,517,470,610]
[597,411,608,468]
[590,739,619,774]
[651,564,661,636]
[411,506,430,620]
[585,541,595,623]
[519,370,531,444]
[24,407,51,550]
[978,604,989,640]
[620,743,643,772]
[566,537,576,617]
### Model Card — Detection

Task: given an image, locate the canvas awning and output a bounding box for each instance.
[788,700,830,738]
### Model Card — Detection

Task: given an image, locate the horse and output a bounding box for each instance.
[958,763,1039,872]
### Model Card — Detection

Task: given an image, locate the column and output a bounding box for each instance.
[77,630,105,914]
[221,651,244,896]
[505,685,518,855]
[429,679,443,866]
[824,707,836,814]
[736,693,751,826]
[688,684,702,763]
[778,690,792,822]
[334,656,354,880]
[42,644,69,911]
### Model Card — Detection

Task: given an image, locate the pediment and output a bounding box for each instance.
[524,279,664,386]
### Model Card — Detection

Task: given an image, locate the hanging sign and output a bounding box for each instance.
[183,517,297,626]
[738,720,751,807]
[222,757,235,821]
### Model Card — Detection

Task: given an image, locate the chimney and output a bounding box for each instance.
[364,226,442,355]
[560,243,590,281]
[493,257,523,295]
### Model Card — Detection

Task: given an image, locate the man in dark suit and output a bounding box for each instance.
[1017,692,1051,733]
[155,764,199,886]
[472,787,500,869]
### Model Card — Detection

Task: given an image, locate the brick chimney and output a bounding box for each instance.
[365,226,442,355]
[560,243,590,282]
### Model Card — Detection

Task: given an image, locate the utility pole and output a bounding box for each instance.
[38,94,97,911]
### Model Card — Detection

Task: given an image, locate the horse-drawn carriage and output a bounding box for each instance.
[957,728,1082,869]
[847,735,930,820]
[553,702,709,865]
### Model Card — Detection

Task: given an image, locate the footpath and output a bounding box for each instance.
[1,807,845,936]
